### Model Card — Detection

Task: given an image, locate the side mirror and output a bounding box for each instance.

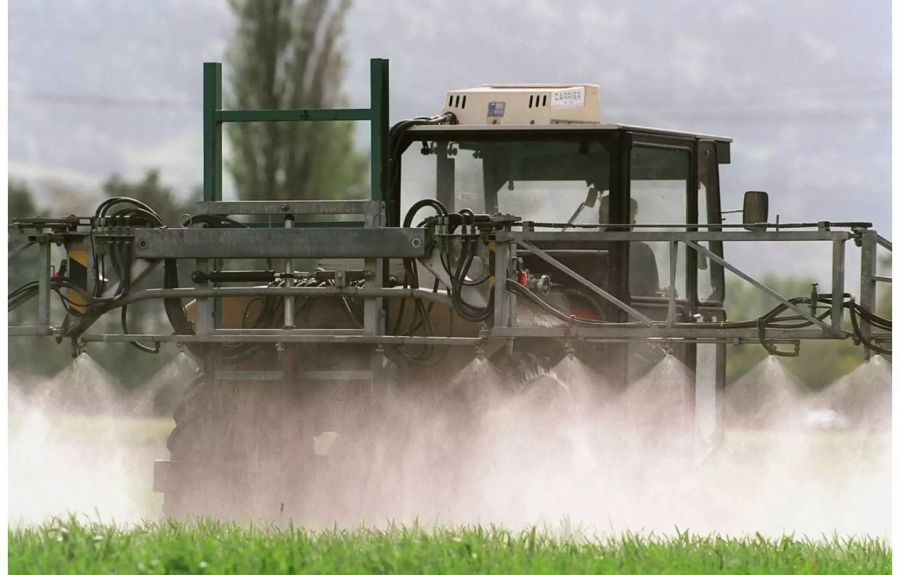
[742,191,769,231]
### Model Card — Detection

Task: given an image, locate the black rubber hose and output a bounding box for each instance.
[848,300,892,355]
[402,198,449,228]
[96,197,160,219]
[387,113,456,227]
[8,281,40,311]
[121,305,160,354]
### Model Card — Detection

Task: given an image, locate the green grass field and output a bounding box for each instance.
[8,517,890,574]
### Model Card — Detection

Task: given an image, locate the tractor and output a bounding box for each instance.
[8,59,891,520]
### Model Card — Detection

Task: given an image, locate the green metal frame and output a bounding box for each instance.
[202,58,390,204]
[200,58,388,328]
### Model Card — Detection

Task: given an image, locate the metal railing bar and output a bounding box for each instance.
[217,109,372,123]
[496,231,853,242]
[517,240,657,327]
[667,239,677,327]
[116,286,452,307]
[78,333,482,346]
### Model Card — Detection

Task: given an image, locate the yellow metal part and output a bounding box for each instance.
[66,248,89,313]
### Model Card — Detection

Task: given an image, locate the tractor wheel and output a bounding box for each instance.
[157,346,380,522]
[158,370,288,520]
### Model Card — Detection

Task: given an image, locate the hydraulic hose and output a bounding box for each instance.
[121,305,160,354]
[387,113,457,227]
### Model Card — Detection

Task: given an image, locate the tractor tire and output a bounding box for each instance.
[157,344,384,522]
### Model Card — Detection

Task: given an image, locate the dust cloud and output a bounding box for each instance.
[298,352,890,539]
[7,349,891,540]
[7,353,195,525]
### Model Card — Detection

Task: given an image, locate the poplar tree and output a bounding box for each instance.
[226,0,366,200]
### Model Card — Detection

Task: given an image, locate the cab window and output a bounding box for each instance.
[627,145,690,298]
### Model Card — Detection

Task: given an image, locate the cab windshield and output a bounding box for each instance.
[399,138,611,225]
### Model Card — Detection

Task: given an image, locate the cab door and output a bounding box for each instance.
[625,135,695,380]
[622,132,726,443]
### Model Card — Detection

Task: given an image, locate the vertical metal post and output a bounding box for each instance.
[830,239,845,331]
[363,257,383,335]
[37,238,52,332]
[859,231,877,357]
[362,203,383,336]
[508,241,518,327]
[195,259,213,335]
[667,240,678,327]
[203,63,223,202]
[284,216,295,328]
[435,142,455,211]
[493,240,511,327]
[203,63,224,328]
[369,58,389,202]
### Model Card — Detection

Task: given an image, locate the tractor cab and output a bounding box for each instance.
[389,85,732,383]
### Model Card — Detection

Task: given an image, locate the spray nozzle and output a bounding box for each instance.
[761,338,800,358]
[70,337,87,358]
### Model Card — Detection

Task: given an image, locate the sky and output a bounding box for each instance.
[8,0,892,282]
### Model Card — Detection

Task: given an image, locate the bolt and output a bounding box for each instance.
[280,204,289,212]
[137,239,148,249]
[410,237,423,249]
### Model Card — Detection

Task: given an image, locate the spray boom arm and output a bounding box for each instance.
[7,197,892,362]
